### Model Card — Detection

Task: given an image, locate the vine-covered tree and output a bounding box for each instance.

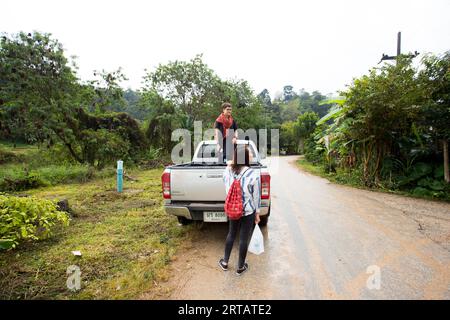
[0,31,78,145]
[0,31,146,167]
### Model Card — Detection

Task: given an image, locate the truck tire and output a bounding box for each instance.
[258,206,270,227]
[177,216,192,225]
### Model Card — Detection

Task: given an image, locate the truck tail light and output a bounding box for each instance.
[161,172,171,199]
[261,172,270,199]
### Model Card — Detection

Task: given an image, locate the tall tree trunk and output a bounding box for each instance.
[444,139,449,183]
[298,138,304,154]
[374,142,386,185]
[363,141,373,186]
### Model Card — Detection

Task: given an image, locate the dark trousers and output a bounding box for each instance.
[224,212,255,268]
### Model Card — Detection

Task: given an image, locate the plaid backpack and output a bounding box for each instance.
[224,167,249,220]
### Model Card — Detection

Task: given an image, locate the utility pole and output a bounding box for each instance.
[264,106,267,130]
[379,32,419,64]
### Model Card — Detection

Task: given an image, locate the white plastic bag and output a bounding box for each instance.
[248,224,264,255]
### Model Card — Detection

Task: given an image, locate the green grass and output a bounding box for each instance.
[295,158,362,185]
[0,140,37,153]
[0,168,192,299]
[296,158,330,179]
[0,141,118,191]
[0,163,116,191]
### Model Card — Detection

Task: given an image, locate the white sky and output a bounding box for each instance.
[2,0,450,97]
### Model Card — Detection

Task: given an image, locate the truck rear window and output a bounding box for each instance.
[198,144,219,159]
[196,144,258,163]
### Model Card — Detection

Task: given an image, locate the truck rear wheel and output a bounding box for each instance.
[258,206,270,227]
[177,216,192,225]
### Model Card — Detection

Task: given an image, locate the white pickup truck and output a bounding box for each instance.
[161,140,271,226]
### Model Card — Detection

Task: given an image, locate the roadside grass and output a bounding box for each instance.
[295,158,330,179]
[0,167,192,299]
[296,157,450,202]
[0,163,115,190]
[0,142,116,191]
[296,159,363,188]
[0,140,38,155]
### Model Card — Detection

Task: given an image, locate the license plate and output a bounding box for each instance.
[203,211,227,222]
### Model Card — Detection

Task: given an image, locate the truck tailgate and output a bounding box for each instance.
[170,168,226,201]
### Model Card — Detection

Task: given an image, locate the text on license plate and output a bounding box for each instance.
[203,211,227,222]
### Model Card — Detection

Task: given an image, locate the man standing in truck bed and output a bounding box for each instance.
[214,102,239,163]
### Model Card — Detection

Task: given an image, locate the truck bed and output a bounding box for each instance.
[168,163,265,202]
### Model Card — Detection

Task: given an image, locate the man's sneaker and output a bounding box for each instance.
[218,259,228,271]
[236,263,248,276]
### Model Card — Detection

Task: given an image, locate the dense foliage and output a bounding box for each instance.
[0,32,147,167]
[0,194,69,249]
[302,54,450,199]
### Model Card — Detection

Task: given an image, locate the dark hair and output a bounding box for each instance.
[222,102,232,111]
[231,144,250,175]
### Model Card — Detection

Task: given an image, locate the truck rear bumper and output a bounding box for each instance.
[164,201,270,220]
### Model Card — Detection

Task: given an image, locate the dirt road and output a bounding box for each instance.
[156,156,450,299]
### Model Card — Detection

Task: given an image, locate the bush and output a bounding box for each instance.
[81,129,131,168]
[31,143,78,166]
[35,165,94,185]
[0,194,70,250]
[0,171,47,191]
[395,162,434,187]
[0,146,19,164]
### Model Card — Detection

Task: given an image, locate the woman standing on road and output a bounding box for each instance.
[214,102,238,163]
[219,144,261,275]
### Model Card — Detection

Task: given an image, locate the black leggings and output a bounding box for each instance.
[224,212,255,268]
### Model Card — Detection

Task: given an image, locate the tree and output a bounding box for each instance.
[0,31,146,167]
[280,98,301,122]
[418,52,450,183]
[295,112,319,154]
[297,90,331,118]
[65,107,147,167]
[140,89,183,153]
[0,31,78,147]
[282,85,296,102]
[122,89,145,120]
[340,55,425,185]
[223,79,267,131]
[257,89,272,107]
[258,89,282,126]
[143,54,222,127]
[84,68,128,114]
[280,121,297,154]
